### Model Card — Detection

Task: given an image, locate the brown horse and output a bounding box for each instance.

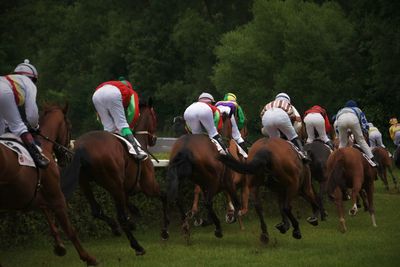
[0,104,97,266]
[326,147,377,232]
[304,140,332,220]
[219,137,320,244]
[372,147,398,191]
[167,132,241,240]
[63,98,167,256]
[394,145,400,169]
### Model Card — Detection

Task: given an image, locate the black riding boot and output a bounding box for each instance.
[125,134,147,161]
[238,141,248,154]
[20,132,49,169]
[212,134,229,154]
[291,137,311,162]
[370,157,379,168]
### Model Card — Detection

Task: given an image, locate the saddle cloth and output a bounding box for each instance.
[210,138,227,155]
[233,140,248,158]
[353,144,376,167]
[112,134,148,159]
[0,133,36,167]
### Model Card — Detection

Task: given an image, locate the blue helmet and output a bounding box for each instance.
[345,100,358,108]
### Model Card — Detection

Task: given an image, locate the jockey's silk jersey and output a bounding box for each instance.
[215,100,246,130]
[337,107,369,133]
[304,105,332,133]
[3,74,35,106]
[261,99,293,118]
[206,103,222,130]
[389,123,400,140]
[95,81,139,128]
[215,100,237,117]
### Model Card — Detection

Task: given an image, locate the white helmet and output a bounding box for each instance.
[367,122,374,128]
[14,59,38,80]
[275,92,290,103]
[198,92,215,103]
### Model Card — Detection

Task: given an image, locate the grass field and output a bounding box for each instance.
[1,179,400,267]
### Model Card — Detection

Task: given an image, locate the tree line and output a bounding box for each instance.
[1,0,399,143]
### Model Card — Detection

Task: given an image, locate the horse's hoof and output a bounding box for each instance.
[135,248,146,256]
[225,213,236,224]
[214,229,223,238]
[193,218,203,227]
[186,211,194,219]
[53,244,66,256]
[307,216,318,226]
[292,229,302,239]
[275,222,289,234]
[86,256,99,266]
[349,208,357,216]
[259,233,269,244]
[161,230,169,240]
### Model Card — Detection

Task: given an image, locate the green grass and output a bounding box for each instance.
[1,181,400,267]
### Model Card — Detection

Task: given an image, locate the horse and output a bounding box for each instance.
[372,147,398,191]
[166,130,241,240]
[0,104,97,266]
[304,140,332,220]
[62,98,168,256]
[219,137,320,244]
[326,147,377,233]
[394,146,400,169]
[189,114,247,228]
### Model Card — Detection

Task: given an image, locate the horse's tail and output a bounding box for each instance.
[326,153,346,198]
[167,149,194,201]
[61,147,90,199]
[218,149,272,174]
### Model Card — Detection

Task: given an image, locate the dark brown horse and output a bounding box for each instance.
[304,140,332,220]
[394,145,400,169]
[326,147,377,232]
[167,131,241,240]
[372,147,398,191]
[219,137,320,244]
[0,104,97,266]
[63,98,167,256]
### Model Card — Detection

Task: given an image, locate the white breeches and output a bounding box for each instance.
[369,131,385,148]
[261,108,297,141]
[217,105,244,143]
[394,131,400,146]
[184,102,218,138]
[337,112,373,158]
[304,113,329,143]
[0,81,28,136]
[92,85,129,133]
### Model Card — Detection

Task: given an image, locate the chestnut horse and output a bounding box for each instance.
[166,132,241,240]
[304,140,332,220]
[219,137,320,244]
[372,147,398,191]
[326,147,377,232]
[63,98,168,256]
[0,104,97,266]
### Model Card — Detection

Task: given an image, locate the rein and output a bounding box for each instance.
[36,132,73,155]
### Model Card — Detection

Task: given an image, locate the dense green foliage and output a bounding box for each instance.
[1,0,399,140]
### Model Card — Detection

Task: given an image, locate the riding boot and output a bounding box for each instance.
[370,157,379,168]
[212,134,229,155]
[291,137,311,162]
[20,132,50,169]
[238,141,248,154]
[124,134,147,161]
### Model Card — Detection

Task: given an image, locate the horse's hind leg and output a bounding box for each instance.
[281,190,302,239]
[204,190,223,238]
[300,177,320,225]
[42,208,66,256]
[387,166,398,190]
[380,168,389,191]
[364,180,377,227]
[80,178,121,236]
[275,194,290,234]
[253,187,269,244]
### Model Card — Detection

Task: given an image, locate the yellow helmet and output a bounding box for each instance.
[224,92,237,102]
[389,117,398,125]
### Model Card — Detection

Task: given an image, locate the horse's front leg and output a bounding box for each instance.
[41,208,66,256]
[364,180,377,227]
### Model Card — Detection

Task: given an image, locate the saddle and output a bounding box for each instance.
[0,133,36,167]
[352,144,376,167]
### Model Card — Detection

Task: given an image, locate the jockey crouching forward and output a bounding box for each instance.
[184,92,229,154]
[260,92,310,162]
[335,100,377,166]
[304,105,333,149]
[215,92,248,154]
[389,117,400,147]
[0,59,49,168]
[92,78,147,161]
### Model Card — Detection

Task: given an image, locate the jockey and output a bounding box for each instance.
[0,59,50,168]
[335,100,377,166]
[92,77,147,161]
[303,105,333,148]
[215,92,247,153]
[183,92,228,154]
[260,92,309,161]
[389,117,400,147]
[368,122,386,149]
